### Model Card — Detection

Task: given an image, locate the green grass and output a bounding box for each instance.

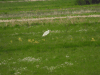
[0,0,100,74]
[0,0,75,13]
[0,17,100,75]
[0,0,100,20]
[0,0,76,19]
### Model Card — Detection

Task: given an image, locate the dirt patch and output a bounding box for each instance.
[0,15,100,23]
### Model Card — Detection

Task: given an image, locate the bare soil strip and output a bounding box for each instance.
[0,15,100,23]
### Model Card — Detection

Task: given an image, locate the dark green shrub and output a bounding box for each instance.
[92,0,100,4]
[75,0,86,5]
[75,0,100,5]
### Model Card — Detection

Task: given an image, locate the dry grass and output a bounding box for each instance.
[0,15,100,23]
[1,16,100,27]
[0,8,100,19]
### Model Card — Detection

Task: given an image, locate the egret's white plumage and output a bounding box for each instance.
[42,30,50,37]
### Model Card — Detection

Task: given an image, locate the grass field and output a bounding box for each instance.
[0,0,100,75]
[0,0,100,20]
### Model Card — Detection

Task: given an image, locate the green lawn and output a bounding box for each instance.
[0,17,100,75]
[0,0,100,75]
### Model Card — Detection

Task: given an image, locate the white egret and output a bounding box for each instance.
[42,30,50,37]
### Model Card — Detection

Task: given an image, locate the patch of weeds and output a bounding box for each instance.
[31,22,42,26]
[14,24,20,28]
[10,70,15,75]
